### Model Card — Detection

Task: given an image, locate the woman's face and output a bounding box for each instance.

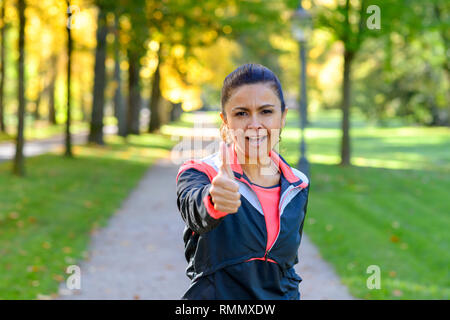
[220,83,287,164]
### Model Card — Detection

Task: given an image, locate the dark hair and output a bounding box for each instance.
[221,63,286,115]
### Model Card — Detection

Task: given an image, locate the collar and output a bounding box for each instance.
[225,142,303,185]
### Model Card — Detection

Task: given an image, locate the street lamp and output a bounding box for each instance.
[291,1,313,177]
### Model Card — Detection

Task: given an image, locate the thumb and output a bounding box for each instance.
[219,141,234,178]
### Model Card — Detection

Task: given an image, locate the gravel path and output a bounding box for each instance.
[57,113,354,300]
[58,157,191,300]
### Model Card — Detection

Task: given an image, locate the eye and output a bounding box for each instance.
[235,111,247,117]
[262,109,273,114]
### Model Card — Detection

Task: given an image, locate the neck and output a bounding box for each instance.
[232,143,279,180]
[240,154,278,181]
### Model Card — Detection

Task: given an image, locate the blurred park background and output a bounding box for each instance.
[0,0,449,300]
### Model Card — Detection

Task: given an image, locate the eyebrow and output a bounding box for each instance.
[231,104,275,112]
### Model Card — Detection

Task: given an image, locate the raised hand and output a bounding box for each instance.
[209,142,241,214]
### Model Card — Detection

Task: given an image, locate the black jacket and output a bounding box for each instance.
[176,143,310,299]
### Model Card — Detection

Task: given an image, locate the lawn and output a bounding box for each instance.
[0,118,188,299]
[281,108,450,299]
[1,109,448,300]
[0,118,89,143]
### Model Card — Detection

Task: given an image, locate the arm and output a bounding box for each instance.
[176,168,229,235]
[295,185,310,265]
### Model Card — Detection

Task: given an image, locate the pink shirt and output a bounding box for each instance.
[203,178,281,260]
[250,183,281,252]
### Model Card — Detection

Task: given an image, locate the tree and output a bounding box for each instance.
[65,0,73,157]
[0,0,6,133]
[315,0,401,165]
[88,3,108,144]
[426,0,449,125]
[32,59,44,121]
[122,0,148,135]
[343,0,449,127]
[112,13,126,137]
[148,44,161,133]
[127,48,142,135]
[337,0,366,166]
[47,54,58,125]
[145,0,287,132]
[13,0,26,176]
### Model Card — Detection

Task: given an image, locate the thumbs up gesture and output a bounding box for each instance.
[209,142,241,214]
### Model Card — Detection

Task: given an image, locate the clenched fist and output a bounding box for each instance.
[209,142,241,214]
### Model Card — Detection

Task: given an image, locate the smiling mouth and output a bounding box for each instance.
[245,136,267,146]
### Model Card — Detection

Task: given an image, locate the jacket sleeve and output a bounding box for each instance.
[295,184,310,265]
[176,168,229,235]
[300,184,310,237]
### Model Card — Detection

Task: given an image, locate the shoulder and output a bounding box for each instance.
[276,152,309,185]
[176,153,220,183]
[290,167,309,185]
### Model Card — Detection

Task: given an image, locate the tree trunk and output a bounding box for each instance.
[88,7,107,145]
[148,49,161,133]
[65,1,73,157]
[170,102,182,122]
[0,0,6,132]
[127,50,141,135]
[34,87,42,120]
[13,0,26,176]
[433,3,450,126]
[48,55,57,125]
[77,69,87,122]
[32,57,44,121]
[113,15,126,137]
[340,49,353,166]
[80,88,87,122]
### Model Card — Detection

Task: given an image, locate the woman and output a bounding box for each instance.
[176,63,310,300]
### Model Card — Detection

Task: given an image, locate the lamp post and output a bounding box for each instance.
[291,0,312,177]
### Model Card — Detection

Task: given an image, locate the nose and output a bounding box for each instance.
[247,114,263,131]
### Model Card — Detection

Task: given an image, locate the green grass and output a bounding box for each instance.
[281,109,450,171]
[0,118,190,299]
[280,108,450,299]
[0,120,89,143]
[1,108,448,300]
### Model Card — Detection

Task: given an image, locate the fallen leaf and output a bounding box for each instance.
[390,235,400,243]
[62,247,72,254]
[27,265,40,273]
[84,201,93,208]
[392,289,403,297]
[28,216,37,224]
[9,212,19,220]
[42,242,51,249]
[52,274,64,282]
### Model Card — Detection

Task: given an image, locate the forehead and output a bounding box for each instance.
[225,83,280,110]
